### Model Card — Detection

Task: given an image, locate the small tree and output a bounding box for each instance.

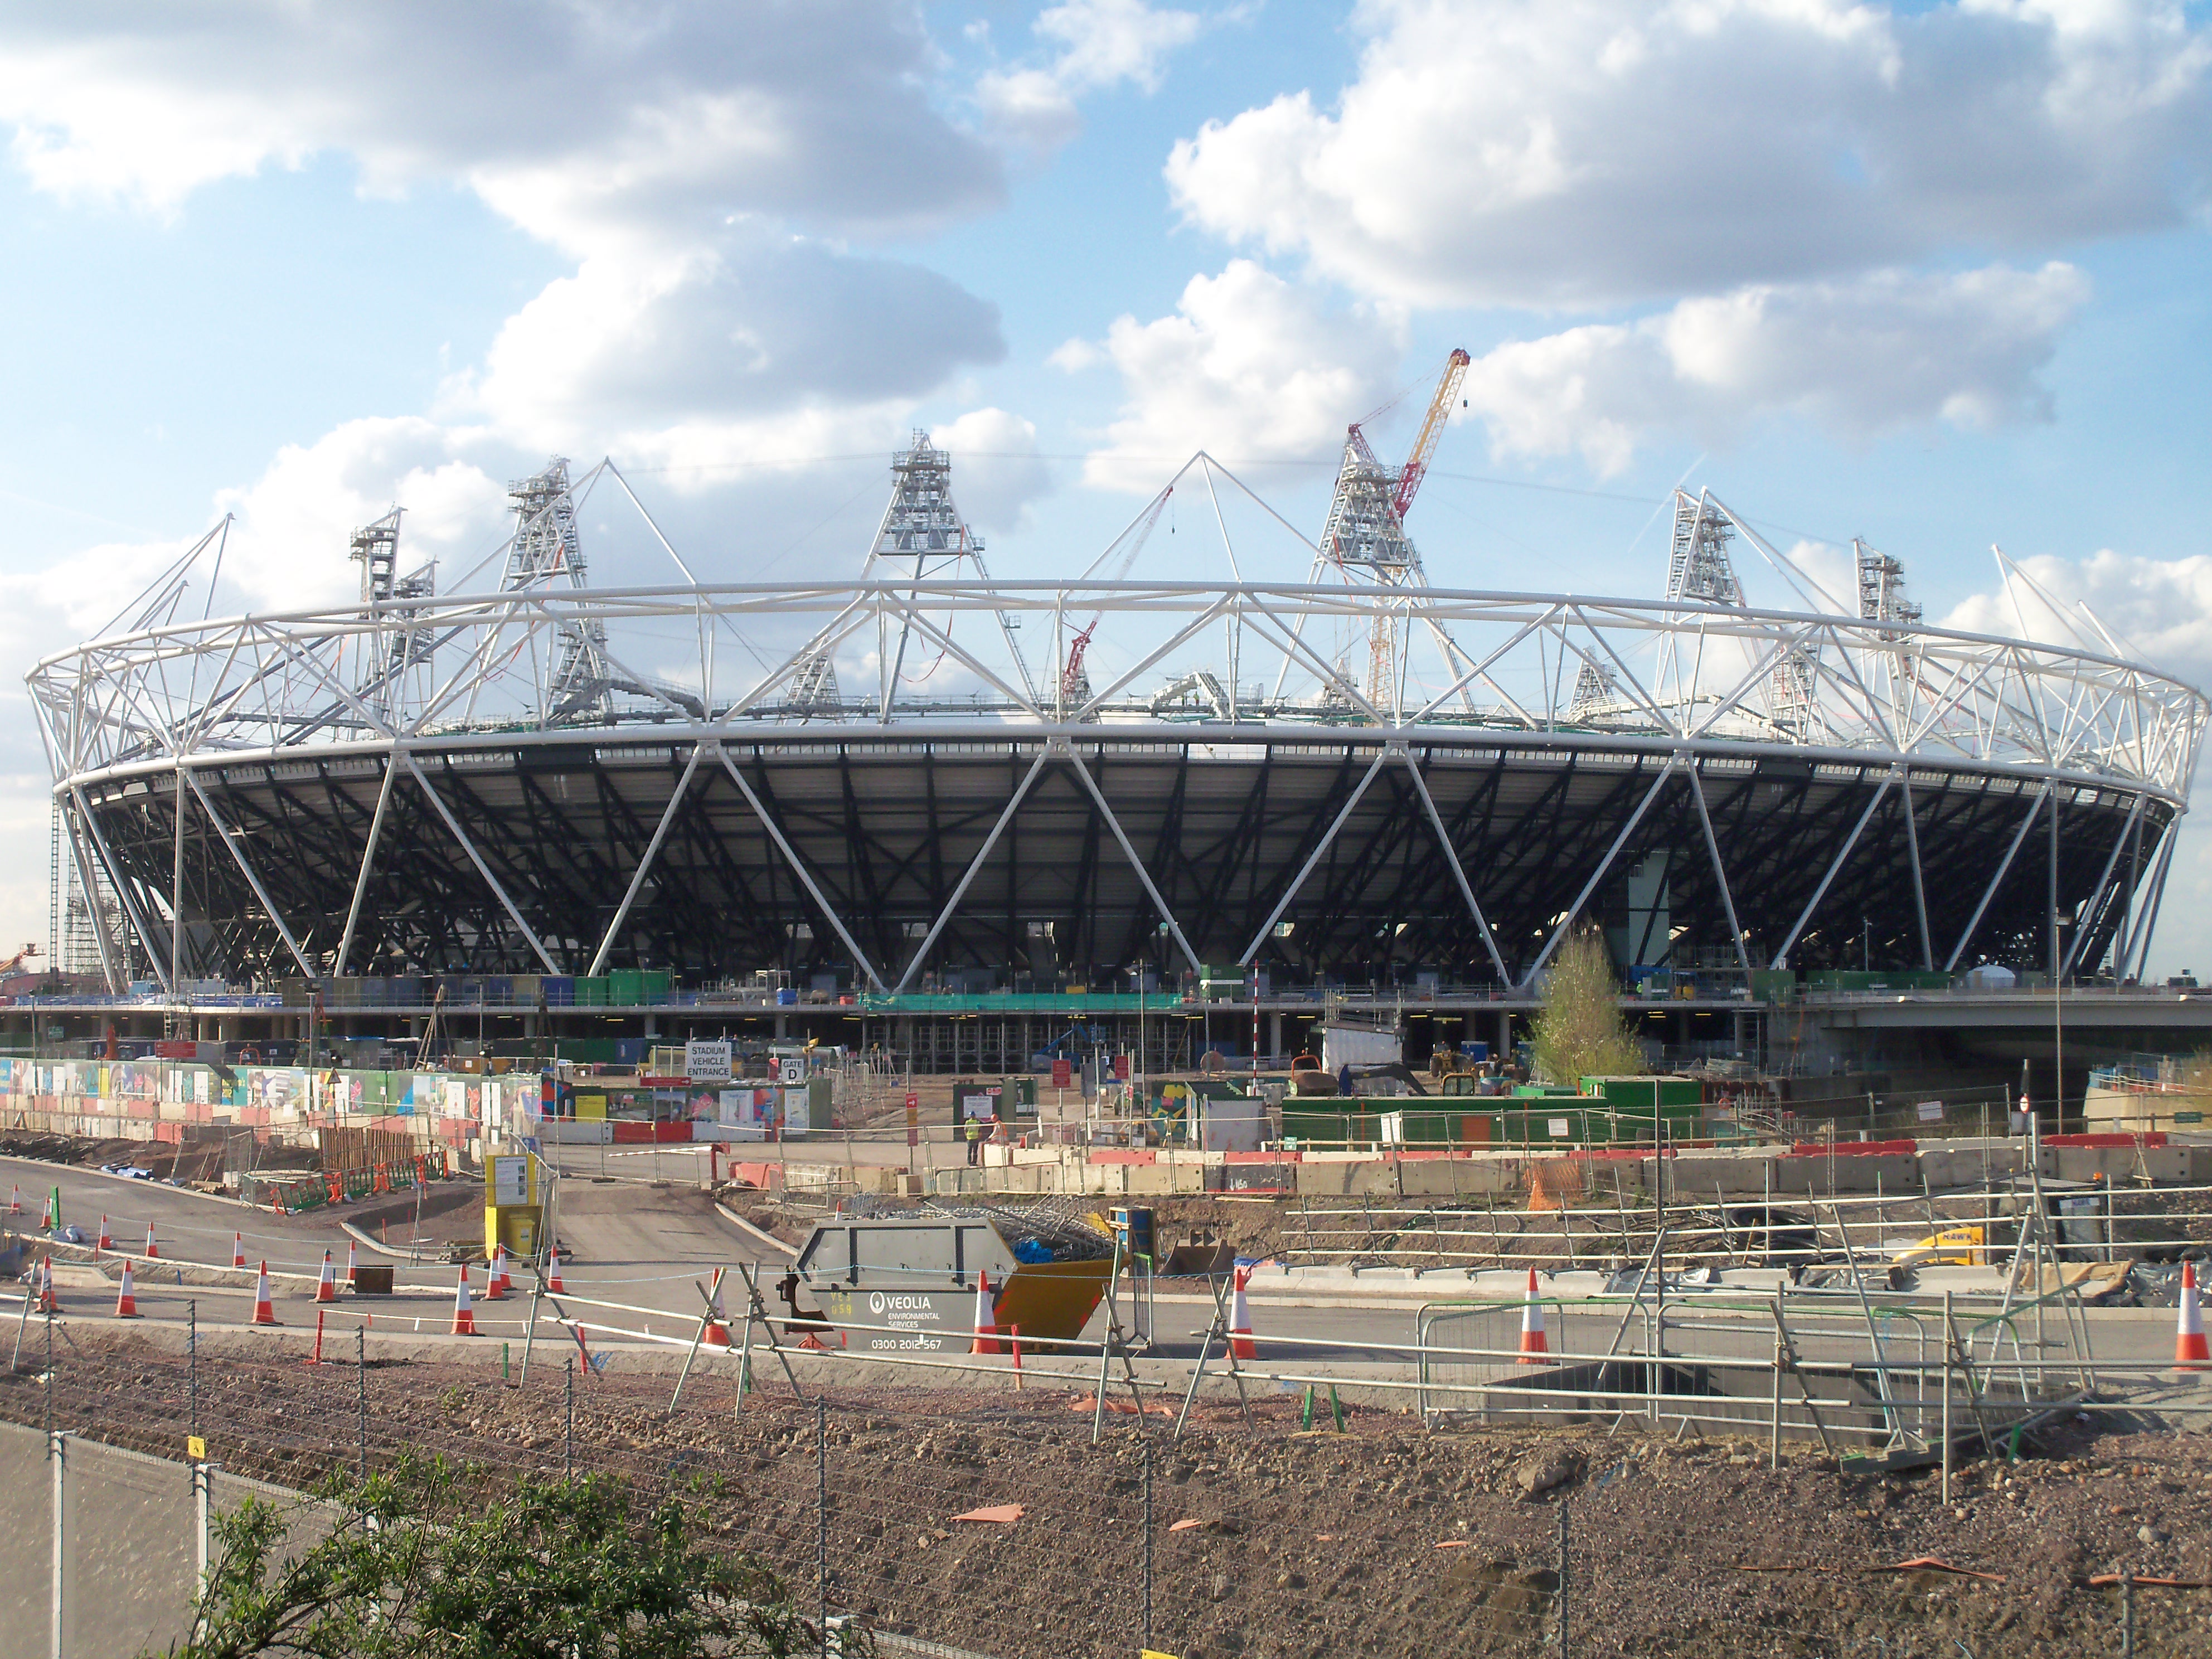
[164,1455,821,1659]
[1530,925,1644,1085]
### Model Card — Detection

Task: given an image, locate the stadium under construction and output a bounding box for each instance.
[20,353,2210,1079]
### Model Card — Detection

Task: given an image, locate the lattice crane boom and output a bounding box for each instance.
[1391,347,1471,522]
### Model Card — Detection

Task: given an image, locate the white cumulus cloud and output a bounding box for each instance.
[931,408,1055,535]
[0,6,1012,458]
[979,0,1205,154]
[1943,547,2212,688]
[0,4,1000,246]
[1056,260,1405,491]
[1165,0,2212,309]
[1462,263,2089,473]
[448,236,1004,456]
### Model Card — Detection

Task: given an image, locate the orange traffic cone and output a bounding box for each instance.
[486,1244,508,1301]
[971,1267,1001,1355]
[345,1241,358,1287]
[314,1249,337,1304]
[230,1231,246,1270]
[1518,1267,1549,1363]
[704,1270,731,1347]
[114,1257,139,1318]
[143,1220,158,1260]
[7,1184,16,1215]
[35,1256,56,1314]
[252,1261,279,1326]
[546,1250,565,1295]
[96,1215,111,1253]
[1229,1260,1257,1359]
[2177,1260,2209,1370]
[40,1191,53,1230]
[452,1266,477,1336]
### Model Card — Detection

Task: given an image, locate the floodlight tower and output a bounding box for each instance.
[1856,537,1924,691]
[347,507,436,717]
[505,458,612,721]
[855,432,1034,713]
[1318,348,1470,711]
[350,508,402,604]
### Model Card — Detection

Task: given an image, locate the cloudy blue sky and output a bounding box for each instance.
[2,0,2210,976]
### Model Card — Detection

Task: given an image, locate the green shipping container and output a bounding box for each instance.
[1578,1075,1704,1114]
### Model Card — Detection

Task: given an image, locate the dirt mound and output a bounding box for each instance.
[13,1332,2211,1658]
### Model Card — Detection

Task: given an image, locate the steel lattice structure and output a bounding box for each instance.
[29,454,2208,995]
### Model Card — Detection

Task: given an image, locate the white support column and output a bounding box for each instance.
[2126,819,2179,984]
[1237,746,1394,964]
[336,756,399,977]
[171,770,186,993]
[1061,742,1204,979]
[714,745,889,992]
[2112,807,2153,976]
[402,754,562,976]
[71,786,172,995]
[1394,747,1511,984]
[182,769,316,979]
[1525,759,1678,982]
[2063,793,2145,979]
[1684,758,1752,978]
[1943,782,2052,974]
[588,744,705,977]
[1898,768,1934,972]
[1772,773,1893,972]
[58,798,123,994]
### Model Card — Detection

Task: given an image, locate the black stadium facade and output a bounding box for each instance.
[33,447,2205,1000]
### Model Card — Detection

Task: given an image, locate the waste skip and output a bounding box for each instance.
[782,1211,1114,1354]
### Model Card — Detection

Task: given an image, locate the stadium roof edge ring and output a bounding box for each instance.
[31,450,2207,994]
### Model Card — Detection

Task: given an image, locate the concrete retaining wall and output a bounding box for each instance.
[899,1132,2212,1204]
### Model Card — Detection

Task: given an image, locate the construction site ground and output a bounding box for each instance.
[11,1330,2212,1657]
[0,1129,314,1189]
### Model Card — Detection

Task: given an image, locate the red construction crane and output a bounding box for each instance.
[1060,618,1100,706]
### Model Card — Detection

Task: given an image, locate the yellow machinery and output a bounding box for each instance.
[1895,1224,1986,1268]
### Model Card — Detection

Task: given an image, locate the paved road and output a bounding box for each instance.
[6,1154,2202,1402]
[3,1156,352,1271]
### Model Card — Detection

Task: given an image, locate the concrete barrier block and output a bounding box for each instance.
[2048,1144,2187,1183]
[1765,1152,1917,1194]
[1668,1154,1782,1197]
[1915,1144,2020,1189]
[1296,1158,1396,1196]
[1396,1158,1517,1197]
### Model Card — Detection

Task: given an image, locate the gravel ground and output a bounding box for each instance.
[11,1331,2212,1657]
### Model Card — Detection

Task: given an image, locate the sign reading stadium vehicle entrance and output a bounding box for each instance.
[685,1041,731,1083]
